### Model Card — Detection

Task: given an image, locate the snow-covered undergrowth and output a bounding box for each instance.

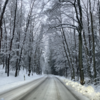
[0,65,44,94]
[60,77,100,100]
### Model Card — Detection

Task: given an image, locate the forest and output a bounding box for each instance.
[0,0,100,85]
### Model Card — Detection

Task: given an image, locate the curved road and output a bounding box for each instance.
[0,76,78,100]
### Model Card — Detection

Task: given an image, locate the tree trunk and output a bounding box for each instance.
[79,33,84,85]
[28,55,31,76]
[74,0,85,85]
[7,55,10,76]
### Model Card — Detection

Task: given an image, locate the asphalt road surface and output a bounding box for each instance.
[0,76,78,100]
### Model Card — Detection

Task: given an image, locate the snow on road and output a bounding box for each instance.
[58,76,100,100]
[0,65,44,94]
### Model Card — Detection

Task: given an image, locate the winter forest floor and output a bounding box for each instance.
[0,65,44,94]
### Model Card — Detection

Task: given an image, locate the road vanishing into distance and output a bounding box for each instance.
[0,76,78,100]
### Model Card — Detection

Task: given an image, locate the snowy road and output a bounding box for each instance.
[0,76,79,100]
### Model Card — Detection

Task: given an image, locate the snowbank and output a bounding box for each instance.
[0,65,44,94]
[59,77,100,100]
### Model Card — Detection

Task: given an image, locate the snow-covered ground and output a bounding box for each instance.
[0,65,44,94]
[58,76,100,100]
[1,64,100,100]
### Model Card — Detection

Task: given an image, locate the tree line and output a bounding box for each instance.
[43,0,100,85]
[0,0,45,77]
[0,0,100,85]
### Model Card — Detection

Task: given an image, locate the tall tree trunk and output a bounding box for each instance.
[74,0,85,85]
[79,33,84,85]
[15,59,18,77]
[7,54,10,76]
[28,55,31,76]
